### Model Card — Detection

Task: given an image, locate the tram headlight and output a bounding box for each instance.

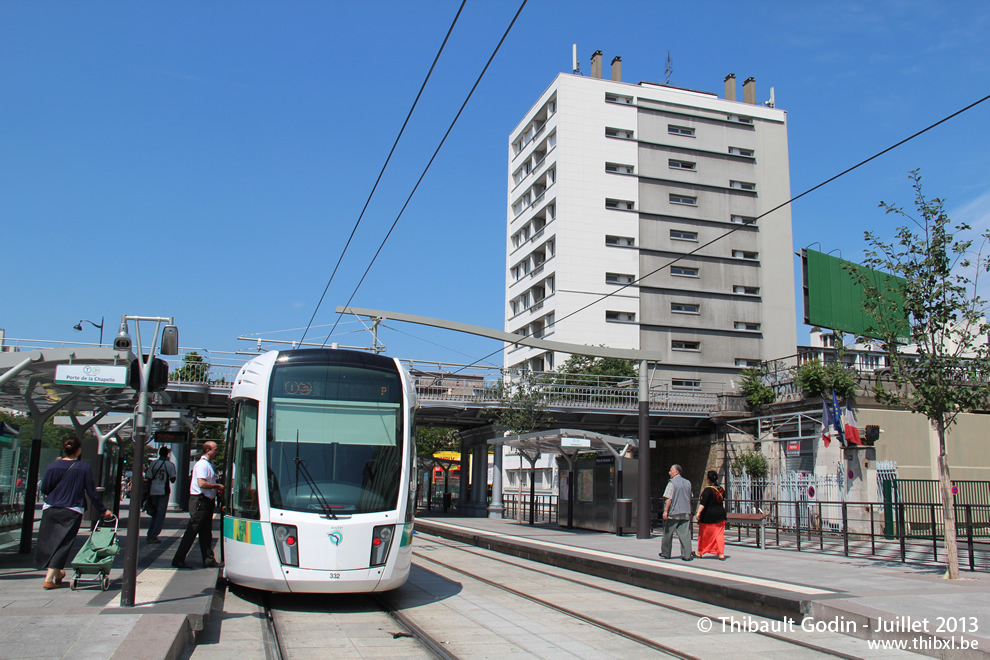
[370,524,395,567]
[272,523,299,566]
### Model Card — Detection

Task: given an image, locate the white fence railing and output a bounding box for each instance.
[729,471,851,532]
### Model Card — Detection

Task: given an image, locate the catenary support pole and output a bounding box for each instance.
[636,359,651,539]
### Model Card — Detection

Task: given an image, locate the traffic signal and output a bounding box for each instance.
[129,357,170,392]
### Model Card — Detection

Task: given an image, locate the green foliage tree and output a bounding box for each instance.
[485,371,555,435]
[731,450,768,478]
[170,351,209,383]
[195,420,227,469]
[793,359,858,399]
[0,411,75,471]
[738,367,775,407]
[845,171,990,580]
[416,427,460,457]
[552,354,637,383]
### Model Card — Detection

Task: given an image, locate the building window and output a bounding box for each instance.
[606,273,635,285]
[727,115,753,124]
[670,229,698,241]
[729,146,754,157]
[668,125,695,137]
[669,194,697,206]
[671,266,699,277]
[606,311,636,323]
[732,250,759,260]
[671,303,700,314]
[730,180,756,191]
[733,285,760,295]
[605,235,635,247]
[669,159,696,171]
[548,100,557,114]
[731,215,756,225]
[510,301,518,315]
[672,379,701,390]
[606,198,635,211]
[735,358,761,367]
[672,340,701,351]
[605,162,635,175]
[605,127,634,139]
[605,92,633,105]
[734,322,761,331]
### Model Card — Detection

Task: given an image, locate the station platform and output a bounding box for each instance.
[4,507,990,659]
[0,503,219,660]
[415,513,990,656]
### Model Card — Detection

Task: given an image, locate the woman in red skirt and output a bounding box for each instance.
[693,470,727,560]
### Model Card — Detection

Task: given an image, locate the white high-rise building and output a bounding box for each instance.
[504,52,796,389]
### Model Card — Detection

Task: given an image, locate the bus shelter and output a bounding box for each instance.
[417,452,460,512]
[491,429,638,534]
[0,347,140,552]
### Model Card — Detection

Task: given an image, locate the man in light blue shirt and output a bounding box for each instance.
[660,464,693,561]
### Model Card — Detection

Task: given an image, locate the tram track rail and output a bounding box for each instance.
[412,533,866,660]
[261,589,454,660]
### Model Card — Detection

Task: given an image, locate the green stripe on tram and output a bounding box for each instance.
[400,523,414,547]
[224,517,266,545]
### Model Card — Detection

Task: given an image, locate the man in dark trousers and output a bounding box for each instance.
[172,441,224,569]
[145,446,177,543]
[660,464,693,561]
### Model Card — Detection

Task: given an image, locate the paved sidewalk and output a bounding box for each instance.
[0,504,219,660]
[416,515,990,658]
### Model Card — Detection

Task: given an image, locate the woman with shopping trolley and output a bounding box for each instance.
[34,436,113,590]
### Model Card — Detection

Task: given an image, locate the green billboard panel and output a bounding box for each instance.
[802,249,908,340]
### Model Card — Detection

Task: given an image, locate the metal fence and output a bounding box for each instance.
[411,370,719,414]
[501,493,558,524]
[882,479,990,539]
[725,497,990,572]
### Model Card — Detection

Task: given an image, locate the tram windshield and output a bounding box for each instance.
[267,362,403,515]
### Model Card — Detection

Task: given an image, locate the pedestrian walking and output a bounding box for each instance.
[693,470,727,560]
[171,441,224,569]
[34,436,113,589]
[145,446,177,544]
[660,464,693,561]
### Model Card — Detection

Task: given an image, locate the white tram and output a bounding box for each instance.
[221,348,418,593]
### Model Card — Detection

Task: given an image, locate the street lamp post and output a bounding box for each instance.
[73,317,105,346]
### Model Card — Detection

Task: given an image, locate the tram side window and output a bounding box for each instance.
[229,400,260,519]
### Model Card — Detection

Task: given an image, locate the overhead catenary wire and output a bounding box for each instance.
[320,0,529,348]
[445,90,990,373]
[298,0,468,346]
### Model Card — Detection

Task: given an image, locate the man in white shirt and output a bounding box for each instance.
[171,442,224,569]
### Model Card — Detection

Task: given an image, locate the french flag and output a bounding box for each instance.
[842,401,863,445]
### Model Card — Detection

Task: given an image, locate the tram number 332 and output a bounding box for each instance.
[283,381,313,395]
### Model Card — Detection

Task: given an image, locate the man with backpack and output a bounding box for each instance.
[145,446,177,544]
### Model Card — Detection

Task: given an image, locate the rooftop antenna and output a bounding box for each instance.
[664,50,673,85]
[572,44,580,74]
[764,86,776,108]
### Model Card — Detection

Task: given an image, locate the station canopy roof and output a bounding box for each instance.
[0,347,140,416]
[489,428,638,455]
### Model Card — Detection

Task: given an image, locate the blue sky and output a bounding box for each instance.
[3,1,989,369]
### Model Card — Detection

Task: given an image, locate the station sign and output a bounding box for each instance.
[785,441,802,456]
[561,437,592,449]
[55,364,128,388]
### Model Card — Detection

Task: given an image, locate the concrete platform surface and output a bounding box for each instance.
[415,514,990,658]
[0,503,218,660]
